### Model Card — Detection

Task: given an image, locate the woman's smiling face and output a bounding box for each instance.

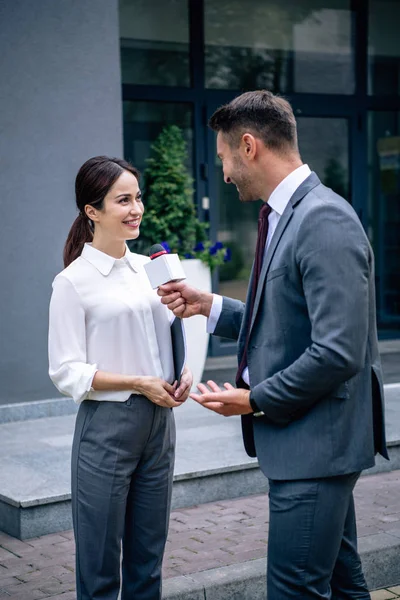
[86,170,144,242]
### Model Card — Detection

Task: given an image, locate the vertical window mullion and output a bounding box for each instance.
[189,0,207,220]
[350,0,368,228]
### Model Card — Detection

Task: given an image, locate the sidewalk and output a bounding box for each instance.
[0,469,399,599]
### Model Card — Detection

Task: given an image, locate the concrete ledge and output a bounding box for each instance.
[360,532,400,590]
[0,497,72,540]
[0,397,77,424]
[378,339,400,355]
[163,532,400,599]
[0,462,268,540]
[172,463,268,509]
[365,443,400,475]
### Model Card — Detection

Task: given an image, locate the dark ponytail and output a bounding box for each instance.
[63,156,139,268]
[63,213,93,267]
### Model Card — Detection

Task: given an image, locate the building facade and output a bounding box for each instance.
[0,0,399,404]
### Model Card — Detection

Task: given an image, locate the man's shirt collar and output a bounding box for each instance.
[268,164,311,216]
[81,243,139,276]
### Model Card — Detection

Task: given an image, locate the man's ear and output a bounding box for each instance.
[242,133,257,161]
[85,205,99,222]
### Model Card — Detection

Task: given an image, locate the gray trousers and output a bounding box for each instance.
[71,395,175,600]
[267,472,370,599]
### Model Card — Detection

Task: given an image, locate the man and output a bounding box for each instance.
[159,90,388,599]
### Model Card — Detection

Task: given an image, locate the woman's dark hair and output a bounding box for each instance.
[63,156,139,267]
[208,90,299,154]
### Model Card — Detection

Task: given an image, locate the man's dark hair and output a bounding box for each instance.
[208,90,299,154]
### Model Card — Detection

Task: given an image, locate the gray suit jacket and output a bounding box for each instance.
[214,173,388,480]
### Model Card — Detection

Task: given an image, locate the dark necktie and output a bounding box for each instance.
[236,202,272,389]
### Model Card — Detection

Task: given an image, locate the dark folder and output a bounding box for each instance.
[170,316,187,384]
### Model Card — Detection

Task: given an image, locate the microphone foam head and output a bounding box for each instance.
[149,244,167,260]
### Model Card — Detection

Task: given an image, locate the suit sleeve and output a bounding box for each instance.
[252,202,370,425]
[213,296,245,341]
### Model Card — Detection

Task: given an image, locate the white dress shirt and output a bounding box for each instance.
[48,243,174,404]
[208,164,311,385]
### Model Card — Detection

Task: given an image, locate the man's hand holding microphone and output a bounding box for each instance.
[158,281,213,320]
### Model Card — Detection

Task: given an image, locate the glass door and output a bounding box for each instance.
[368,111,400,330]
[206,104,353,354]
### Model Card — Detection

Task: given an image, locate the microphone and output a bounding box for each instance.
[144,244,188,388]
[143,243,186,289]
[149,244,168,260]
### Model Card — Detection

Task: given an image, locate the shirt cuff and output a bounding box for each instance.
[76,364,98,404]
[206,294,223,334]
[50,362,98,405]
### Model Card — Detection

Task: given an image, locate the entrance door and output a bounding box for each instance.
[206,102,355,355]
[368,111,400,331]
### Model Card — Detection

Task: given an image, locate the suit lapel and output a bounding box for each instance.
[249,172,321,334]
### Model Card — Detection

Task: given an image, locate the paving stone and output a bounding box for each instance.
[40,594,76,600]
[0,581,48,599]
[371,590,398,599]
[28,534,72,548]
[0,575,24,586]
[0,534,35,557]
[388,587,400,595]
[0,548,16,562]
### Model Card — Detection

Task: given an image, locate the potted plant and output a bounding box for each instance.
[130,125,230,387]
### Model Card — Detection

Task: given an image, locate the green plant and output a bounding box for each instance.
[133,125,229,271]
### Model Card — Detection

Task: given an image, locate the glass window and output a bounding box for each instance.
[368,0,400,95]
[297,117,350,200]
[119,0,190,87]
[204,0,354,94]
[123,101,193,174]
[368,112,400,326]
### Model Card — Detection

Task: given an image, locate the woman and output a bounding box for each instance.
[48,156,192,600]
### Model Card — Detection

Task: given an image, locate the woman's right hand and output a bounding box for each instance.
[135,376,183,408]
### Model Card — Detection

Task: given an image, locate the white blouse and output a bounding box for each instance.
[48,243,175,404]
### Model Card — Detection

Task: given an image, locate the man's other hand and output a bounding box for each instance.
[190,380,253,416]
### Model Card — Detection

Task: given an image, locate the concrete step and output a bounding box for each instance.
[163,545,400,600]
[0,383,399,540]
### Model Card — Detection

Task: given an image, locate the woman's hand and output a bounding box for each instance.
[173,367,193,403]
[135,376,183,408]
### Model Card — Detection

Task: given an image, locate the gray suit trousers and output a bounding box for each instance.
[71,396,175,600]
[267,473,370,599]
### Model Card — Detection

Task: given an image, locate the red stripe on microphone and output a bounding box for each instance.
[150,250,167,260]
